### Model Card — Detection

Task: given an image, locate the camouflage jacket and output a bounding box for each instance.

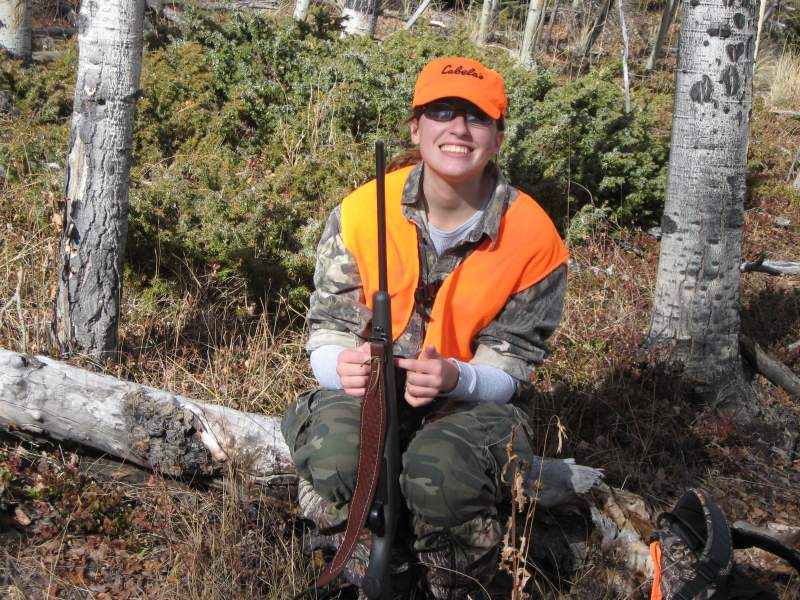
[306,162,566,390]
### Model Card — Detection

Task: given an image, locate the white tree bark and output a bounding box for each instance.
[52,0,146,361]
[646,0,681,71]
[341,0,379,36]
[477,0,493,45]
[520,0,547,67]
[293,0,310,20]
[0,0,31,60]
[647,0,760,416]
[617,0,631,113]
[0,350,293,478]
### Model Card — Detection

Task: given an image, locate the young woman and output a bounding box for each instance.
[282,57,568,599]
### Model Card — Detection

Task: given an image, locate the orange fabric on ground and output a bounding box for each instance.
[341,166,568,363]
[650,541,663,600]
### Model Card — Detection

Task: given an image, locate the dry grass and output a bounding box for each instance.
[768,47,800,111]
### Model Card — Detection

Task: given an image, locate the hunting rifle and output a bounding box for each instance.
[361,140,403,599]
[311,141,402,600]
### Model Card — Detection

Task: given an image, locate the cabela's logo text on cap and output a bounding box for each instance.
[441,64,485,80]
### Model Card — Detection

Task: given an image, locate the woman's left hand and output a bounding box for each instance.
[395,345,459,407]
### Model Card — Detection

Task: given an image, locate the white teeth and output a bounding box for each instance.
[440,145,470,154]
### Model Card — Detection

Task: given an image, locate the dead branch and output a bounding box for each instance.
[740,335,800,398]
[404,0,433,29]
[769,109,800,118]
[33,27,77,37]
[31,51,63,63]
[191,0,279,9]
[740,255,800,276]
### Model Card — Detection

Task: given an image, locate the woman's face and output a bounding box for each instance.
[409,99,504,186]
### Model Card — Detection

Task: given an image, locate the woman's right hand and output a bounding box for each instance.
[337,341,372,397]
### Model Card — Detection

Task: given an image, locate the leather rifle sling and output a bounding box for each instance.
[314,342,387,588]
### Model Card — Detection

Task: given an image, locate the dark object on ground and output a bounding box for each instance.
[651,488,800,599]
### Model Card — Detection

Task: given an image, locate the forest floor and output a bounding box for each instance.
[1,1,800,599]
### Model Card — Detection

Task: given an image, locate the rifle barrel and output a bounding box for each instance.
[376,141,388,294]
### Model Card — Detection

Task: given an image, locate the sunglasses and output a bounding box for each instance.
[421,102,495,128]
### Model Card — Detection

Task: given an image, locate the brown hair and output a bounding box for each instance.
[386,148,422,173]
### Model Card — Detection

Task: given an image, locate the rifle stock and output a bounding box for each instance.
[361,141,402,599]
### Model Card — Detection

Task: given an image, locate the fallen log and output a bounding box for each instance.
[0,350,604,501]
[0,349,292,479]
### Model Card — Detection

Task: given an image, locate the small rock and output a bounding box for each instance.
[14,507,32,526]
[0,91,18,116]
[646,226,662,240]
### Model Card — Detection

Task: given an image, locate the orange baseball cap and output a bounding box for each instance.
[412,57,508,120]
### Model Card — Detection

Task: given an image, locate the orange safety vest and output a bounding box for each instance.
[341,165,568,362]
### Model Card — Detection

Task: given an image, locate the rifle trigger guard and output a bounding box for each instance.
[367,503,385,536]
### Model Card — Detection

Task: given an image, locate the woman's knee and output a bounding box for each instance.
[285,389,362,504]
[400,423,497,528]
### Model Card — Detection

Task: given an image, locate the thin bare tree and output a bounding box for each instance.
[0,0,31,60]
[647,0,760,419]
[520,0,547,67]
[579,0,613,66]
[52,0,146,361]
[478,0,493,44]
[618,0,630,113]
[645,0,680,71]
[294,0,310,20]
[341,0,379,36]
[543,0,561,50]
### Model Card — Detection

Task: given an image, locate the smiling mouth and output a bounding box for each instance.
[439,144,471,155]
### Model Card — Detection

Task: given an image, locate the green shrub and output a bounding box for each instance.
[501,66,669,227]
[3,10,669,311]
[126,12,557,306]
[0,45,75,187]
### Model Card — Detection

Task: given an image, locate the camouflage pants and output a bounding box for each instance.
[281,387,538,598]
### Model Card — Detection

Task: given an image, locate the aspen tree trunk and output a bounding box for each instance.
[294,0,310,20]
[520,0,547,67]
[647,0,760,419]
[52,0,146,361]
[646,0,680,71]
[477,0,493,44]
[341,0,379,36]
[0,0,31,60]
